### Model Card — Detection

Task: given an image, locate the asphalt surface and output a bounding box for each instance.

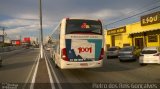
[0,48,39,89]
[0,49,160,89]
[45,51,160,89]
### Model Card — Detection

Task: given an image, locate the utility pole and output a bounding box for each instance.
[39,0,43,59]
[2,27,4,44]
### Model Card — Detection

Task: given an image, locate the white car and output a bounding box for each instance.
[139,46,160,66]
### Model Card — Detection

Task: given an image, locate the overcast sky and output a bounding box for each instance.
[0,0,160,41]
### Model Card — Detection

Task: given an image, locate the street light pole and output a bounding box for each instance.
[39,0,43,58]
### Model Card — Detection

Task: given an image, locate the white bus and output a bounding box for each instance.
[51,18,104,69]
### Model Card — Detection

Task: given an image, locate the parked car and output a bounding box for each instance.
[118,46,140,62]
[107,46,120,58]
[139,46,160,66]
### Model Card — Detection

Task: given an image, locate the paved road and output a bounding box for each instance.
[0,48,40,89]
[0,49,160,89]
[43,51,160,89]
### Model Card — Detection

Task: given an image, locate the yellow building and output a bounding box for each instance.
[106,11,160,49]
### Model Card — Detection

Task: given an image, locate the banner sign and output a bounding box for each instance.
[107,26,126,35]
[141,11,160,26]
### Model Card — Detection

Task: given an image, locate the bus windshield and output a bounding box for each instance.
[66,19,102,35]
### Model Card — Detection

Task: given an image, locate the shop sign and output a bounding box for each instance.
[148,35,158,42]
[107,26,126,35]
[141,11,160,26]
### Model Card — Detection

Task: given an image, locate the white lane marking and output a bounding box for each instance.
[45,52,63,89]
[44,52,55,89]
[22,53,40,89]
[30,53,41,89]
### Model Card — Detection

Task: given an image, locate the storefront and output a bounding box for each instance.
[106,26,131,48]
[106,11,160,49]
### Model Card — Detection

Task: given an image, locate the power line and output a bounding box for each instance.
[105,5,160,26]
[116,0,160,20]
[106,0,160,25]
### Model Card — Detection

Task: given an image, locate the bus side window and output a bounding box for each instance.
[57,44,60,54]
[58,24,61,54]
[58,35,60,54]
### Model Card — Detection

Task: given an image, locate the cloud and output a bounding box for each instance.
[0,7,137,40]
[0,19,38,28]
[5,25,38,35]
[0,0,158,40]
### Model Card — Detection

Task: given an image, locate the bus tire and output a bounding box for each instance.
[55,63,58,68]
[140,63,147,66]
[0,61,2,67]
[0,57,2,67]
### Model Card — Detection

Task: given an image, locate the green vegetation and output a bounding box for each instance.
[133,48,141,57]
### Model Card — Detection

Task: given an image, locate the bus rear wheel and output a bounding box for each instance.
[55,63,58,68]
[140,63,147,66]
[0,57,2,67]
[0,61,2,67]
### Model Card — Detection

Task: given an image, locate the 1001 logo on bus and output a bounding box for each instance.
[78,47,92,53]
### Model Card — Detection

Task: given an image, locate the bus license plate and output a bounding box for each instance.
[80,63,88,66]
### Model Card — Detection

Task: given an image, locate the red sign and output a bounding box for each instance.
[11,40,21,45]
[16,40,20,45]
[24,37,30,42]
[78,47,92,53]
